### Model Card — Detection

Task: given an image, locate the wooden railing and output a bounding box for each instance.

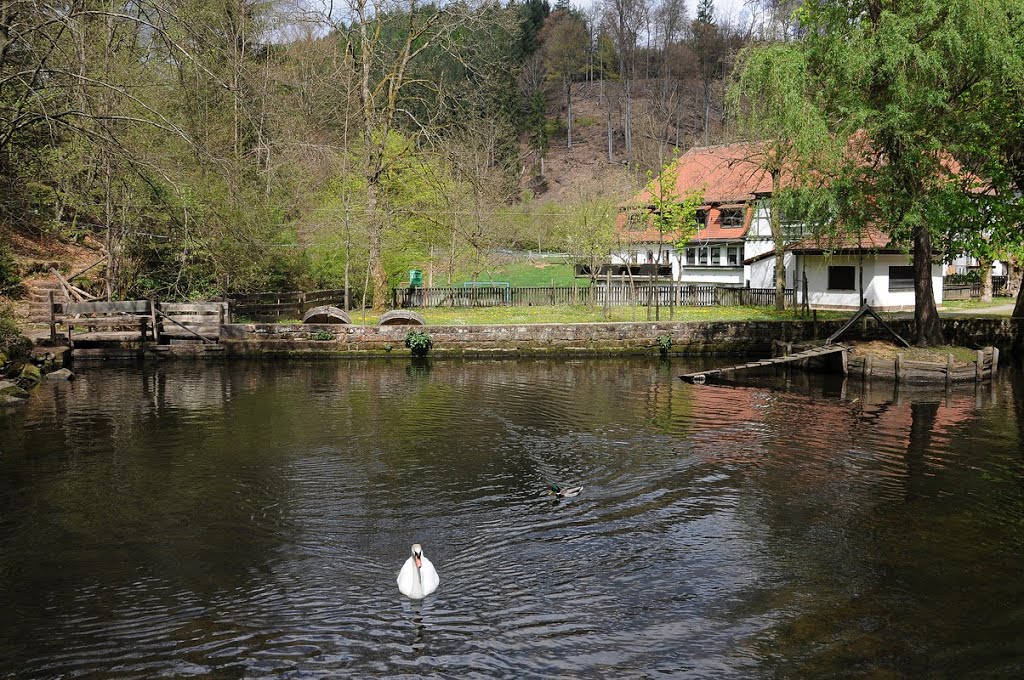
[230,289,347,321]
[943,278,1010,301]
[392,284,795,309]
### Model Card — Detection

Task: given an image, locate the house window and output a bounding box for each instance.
[646,250,655,263]
[698,247,709,265]
[720,208,745,228]
[889,265,915,291]
[828,266,856,291]
[711,247,721,265]
[626,212,647,231]
[779,210,804,240]
[727,246,740,265]
[695,209,708,231]
[686,248,696,265]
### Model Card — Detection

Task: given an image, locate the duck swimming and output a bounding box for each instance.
[549,483,583,498]
[397,543,440,599]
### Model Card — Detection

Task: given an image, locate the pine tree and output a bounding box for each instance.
[695,0,714,25]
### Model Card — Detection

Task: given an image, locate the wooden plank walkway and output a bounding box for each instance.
[680,344,849,384]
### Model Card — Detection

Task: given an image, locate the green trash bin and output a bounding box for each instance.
[409,269,423,288]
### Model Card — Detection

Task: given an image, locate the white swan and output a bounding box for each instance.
[397,543,440,599]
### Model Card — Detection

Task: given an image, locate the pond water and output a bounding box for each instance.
[1,358,1023,679]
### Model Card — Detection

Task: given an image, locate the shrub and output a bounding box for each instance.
[310,330,333,341]
[0,306,30,358]
[0,241,22,296]
[404,330,433,357]
[657,334,672,356]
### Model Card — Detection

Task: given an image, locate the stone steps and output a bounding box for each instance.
[25,276,67,323]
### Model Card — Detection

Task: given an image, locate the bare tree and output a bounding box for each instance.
[540,10,588,149]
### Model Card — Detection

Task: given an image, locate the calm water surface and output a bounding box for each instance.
[1,358,1023,679]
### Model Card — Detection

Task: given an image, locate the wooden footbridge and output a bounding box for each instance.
[680,343,849,384]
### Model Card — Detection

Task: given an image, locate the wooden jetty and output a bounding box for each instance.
[680,344,849,384]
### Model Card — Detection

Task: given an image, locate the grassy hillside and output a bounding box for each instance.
[450,259,583,287]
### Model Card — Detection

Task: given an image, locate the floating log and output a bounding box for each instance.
[302,305,351,325]
[379,310,426,326]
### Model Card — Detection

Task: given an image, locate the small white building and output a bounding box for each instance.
[746,228,943,311]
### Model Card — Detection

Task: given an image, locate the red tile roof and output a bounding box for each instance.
[618,205,751,244]
[745,226,898,264]
[617,143,776,244]
[635,143,775,205]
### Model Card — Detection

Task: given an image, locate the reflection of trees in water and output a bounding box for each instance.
[742,375,1024,677]
[905,401,939,501]
[0,364,295,613]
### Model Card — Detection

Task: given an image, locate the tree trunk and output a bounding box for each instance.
[367,181,389,310]
[979,257,993,302]
[624,79,632,160]
[606,84,614,162]
[1013,280,1024,318]
[566,80,573,149]
[1006,255,1022,299]
[770,171,786,311]
[912,224,944,346]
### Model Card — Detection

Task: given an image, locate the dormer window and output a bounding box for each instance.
[626,212,647,231]
[694,209,708,231]
[720,207,745,228]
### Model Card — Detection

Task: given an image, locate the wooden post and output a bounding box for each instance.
[946,353,953,389]
[840,347,848,375]
[299,291,307,317]
[895,353,903,384]
[864,351,872,381]
[604,268,611,320]
[149,296,160,345]
[218,303,225,339]
[48,290,57,342]
[992,347,999,379]
[976,349,984,383]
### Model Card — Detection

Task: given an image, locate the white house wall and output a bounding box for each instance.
[799,254,942,309]
[752,253,943,310]
[747,253,793,288]
[745,200,775,260]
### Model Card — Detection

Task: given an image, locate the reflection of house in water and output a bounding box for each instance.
[677,380,980,498]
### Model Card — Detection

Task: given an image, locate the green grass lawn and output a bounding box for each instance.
[341,305,846,326]
[450,260,582,287]
[939,297,1015,313]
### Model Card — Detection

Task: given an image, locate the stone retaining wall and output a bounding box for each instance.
[63,316,1023,359]
[219,319,872,358]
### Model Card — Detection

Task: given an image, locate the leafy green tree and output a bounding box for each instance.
[728,43,839,310]
[638,156,704,319]
[796,0,1023,345]
[562,193,617,291]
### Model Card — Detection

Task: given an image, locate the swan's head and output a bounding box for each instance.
[411,543,424,569]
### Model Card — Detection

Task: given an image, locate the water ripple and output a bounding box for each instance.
[1,360,1023,678]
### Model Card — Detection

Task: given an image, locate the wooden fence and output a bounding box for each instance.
[230,289,346,321]
[943,279,1010,301]
[392,284,795,309]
